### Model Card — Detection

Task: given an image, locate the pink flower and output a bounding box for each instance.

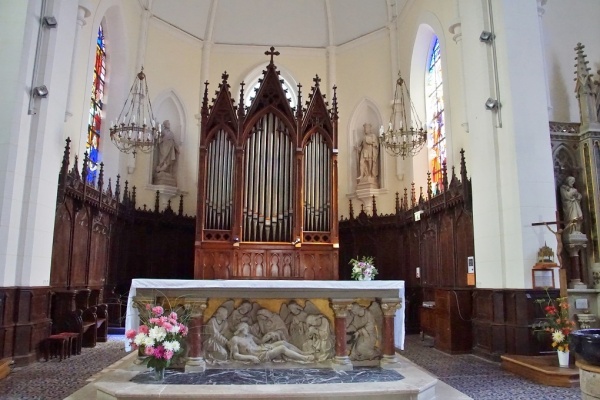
[125,329,137,339]
[159,316,168,324]
[138,325,149,334]
[144,346,155,356]
[180,325,189,336]
[164,350,174,360]
[162,322,173,332]
[145,304,152,310]
[153,345,165,359]
[169,312,178,321]
[149,318,160,324]
[152,306,164,315]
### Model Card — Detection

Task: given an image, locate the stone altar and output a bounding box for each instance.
[125,279,405,371]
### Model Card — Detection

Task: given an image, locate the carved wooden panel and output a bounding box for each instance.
[89,212,109,287]
[72,208,89,287]
[50,201,72,287]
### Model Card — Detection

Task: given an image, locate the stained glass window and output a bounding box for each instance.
[425,37,446,192]
[86,25,106,183]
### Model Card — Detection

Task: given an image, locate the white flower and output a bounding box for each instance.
[552,331,565,344]
[163,340,181,352]
[133,333,147,346]
[149,326,167,342]
[143,336,155,347]
[169,324,181,334]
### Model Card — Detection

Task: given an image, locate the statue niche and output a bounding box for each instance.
[152,119,180,187]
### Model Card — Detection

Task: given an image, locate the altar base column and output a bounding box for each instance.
[184,298,207,373]
[379,298,401,369]
[330,300,353,371]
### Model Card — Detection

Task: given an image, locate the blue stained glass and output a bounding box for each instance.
[86,25,106,183]
[425,36,446,189]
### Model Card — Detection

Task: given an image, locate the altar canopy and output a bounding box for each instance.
[125,279,405,354]
[195,48,339,280]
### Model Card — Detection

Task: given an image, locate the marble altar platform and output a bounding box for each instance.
[80,349,471,400]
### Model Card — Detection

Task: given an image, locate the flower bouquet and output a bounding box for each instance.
[126,303,189,378]
[534,294,576,353]
[349,256,378,281]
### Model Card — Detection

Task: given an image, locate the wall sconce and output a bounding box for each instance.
[43,16,58,28]
[484,98,499,111]
[480,31,495,43]
[32,85,49,98]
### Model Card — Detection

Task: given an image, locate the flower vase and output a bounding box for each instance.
[153,367,166,381]
[557,350,570,367]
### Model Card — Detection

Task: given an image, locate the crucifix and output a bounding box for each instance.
[265,46,280,64]
[532,212,578,297]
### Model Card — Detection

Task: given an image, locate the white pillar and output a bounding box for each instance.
[459,0,556,289]
[0,0,79,286]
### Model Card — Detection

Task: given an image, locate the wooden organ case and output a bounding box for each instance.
[195,50,339,280]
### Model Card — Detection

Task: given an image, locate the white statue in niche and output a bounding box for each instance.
[153,119,180,187]
[560,176,583,234]
[356,123,379,185]
[346,302,382,361]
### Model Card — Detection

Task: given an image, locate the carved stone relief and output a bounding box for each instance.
[345,302,382,361]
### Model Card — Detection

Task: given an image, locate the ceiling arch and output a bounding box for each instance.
[149,0,408,48]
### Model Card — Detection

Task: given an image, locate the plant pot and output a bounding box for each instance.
[570,329,600,366]
[557,349,570,367]
[153,367,165,381]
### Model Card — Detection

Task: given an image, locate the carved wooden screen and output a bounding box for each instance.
[195,49,339,280]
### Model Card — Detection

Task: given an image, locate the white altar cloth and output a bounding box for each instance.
[124,279,405,352]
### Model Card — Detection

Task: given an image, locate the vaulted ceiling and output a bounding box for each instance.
[150,0,408,48]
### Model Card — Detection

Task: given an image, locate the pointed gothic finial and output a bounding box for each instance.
[349,199,355,220]
[442,161,448,193]
[115,174,121,202]
[238,81,246,119]
[403,188,409,211]
[331,85,338,121]
[221,71,229,84]
[411,183,416,208]
[98,162,104,191]
[154,190,160,213]
[106,177,113,197]
[178,194,184,216]
[61,138,71,176]
[427,172,432,199]
[131,186,137,209]
[72,154,80,178]
[395,192,400,215]
[265,46,280,64]
[123,180,129,205]
[82,151,89,184]
[296,83,303,119]
[460,148,468,182]
[201,80,210,118]
[372,195,378,217]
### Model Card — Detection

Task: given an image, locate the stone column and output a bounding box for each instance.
[330,300,353,371]
[184,298,208,372]
[564,232,588,289]
[379,298,401,368]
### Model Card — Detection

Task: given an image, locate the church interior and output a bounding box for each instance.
[2,0,600,398]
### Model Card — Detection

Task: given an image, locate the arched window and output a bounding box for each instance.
[425,36,446,191]
[87,24,106,183]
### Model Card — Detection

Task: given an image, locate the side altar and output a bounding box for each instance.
[125,279,405,371]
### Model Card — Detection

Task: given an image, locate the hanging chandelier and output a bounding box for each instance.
[379,71,427,159]
[109,67,161,156]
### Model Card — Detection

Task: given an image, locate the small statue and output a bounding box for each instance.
[153,120,180,186]
[560,176,583,234]
[203,306,230,362]
[356,123,379,183]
